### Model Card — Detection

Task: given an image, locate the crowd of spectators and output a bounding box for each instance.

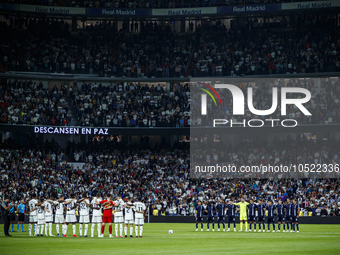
[70,82,190,127]
[2,78,340,126]
[1,14,340,78]
[1,0,305,9]
[190,16,340,77]
[0,136,339,216]
[0,80,72,126]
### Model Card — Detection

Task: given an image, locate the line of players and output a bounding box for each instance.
[195,198,300,233]
[27,192,146,238]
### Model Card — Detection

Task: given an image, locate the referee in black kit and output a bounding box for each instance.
[1,198,15,236]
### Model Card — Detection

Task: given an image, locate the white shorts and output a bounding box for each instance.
[65,214,76,223]
[37,218,45,225]
[92,215,102,223]
[124,219,134,224]
[55,215,65,224]
[114,216,124,223]
[135,218,144,225]
[79,215,90,223]
[29,215,37,223]
[45,215,53,222]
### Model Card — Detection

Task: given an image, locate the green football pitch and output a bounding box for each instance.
[1,224,340,255]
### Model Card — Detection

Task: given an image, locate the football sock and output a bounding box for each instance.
[196,223,198,229]
[56,224,59,235]
[49,223,52,235]
[124,226,127,236]
[120,223,123,236]
[130,226,133,236]
[101,225,105,235]
[273,224,275,230]
[72,224,76,235]
[267,224,270,230]
[40,225,44,235]
[212,222,214,229]
[115,224,118,236]
[97,224,101,236]
[79,224,83,236]
[140,226,143,236]
[207,223,209,229]
[29,224,32,235]
[91,224,95,236]
[45,223,48,235]
[135,226,139,236]
[201,223,203,229]
[297,224,299,231]
[17,224,19,232]
[245,222,248,230]
[109,225,112,235]
[250,223,252,230]
[84,224,88,236]
[11,224,14,232]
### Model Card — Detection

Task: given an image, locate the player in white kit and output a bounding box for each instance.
[64,193,78,237]
[134,197,146,238]
[54,195,74,237]
[28,193,39,236]
[114,195,125,238]
[78,192,91,237]
[91,192,102,237]
[42,195,56,237]
[37,197,46,236]
[124,198,135,238]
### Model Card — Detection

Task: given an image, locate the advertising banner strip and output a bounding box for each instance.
[218,3,281,13]
[152,7,217,16]
[282,0,340,10]
[1,3,20,11]
[19,4,85,15]
[86,8,152,16]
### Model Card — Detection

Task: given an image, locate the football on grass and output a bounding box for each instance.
[168,230,173,234]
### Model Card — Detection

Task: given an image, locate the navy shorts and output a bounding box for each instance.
[267,217,275,224]
[248,216,256,222]
[292,217,298,223]
[207,216,214,222]
[217,216,225,223]
[286,216,292,222]
[278,215,285,222]
[196,217,203,222]
[228,216,235,223]
[258,216,265,222]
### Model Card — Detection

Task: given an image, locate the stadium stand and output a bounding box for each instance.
[0,136,339,216]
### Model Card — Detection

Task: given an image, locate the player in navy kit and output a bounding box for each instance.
[266,201,276,232]
[216,199,226,232]
[226,201,236,232]
[285,198,292,232]
[256,199,266,232]
[206,202,215,231]
[291,199,300,233]
[276,200,286,232]
[195,201,204,231]
[248,199,257,232]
